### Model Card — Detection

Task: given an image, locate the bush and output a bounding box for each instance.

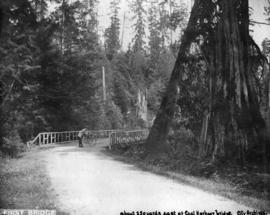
[167,126,198,163]
[1,130,26,157]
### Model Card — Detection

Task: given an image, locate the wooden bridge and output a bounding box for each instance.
[29,129,149,149]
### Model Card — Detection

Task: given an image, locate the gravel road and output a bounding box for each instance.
[45,141,251,215]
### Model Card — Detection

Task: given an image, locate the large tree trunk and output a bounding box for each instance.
[0,5,4,147]
[145,0,202,159]
[0,81,3,147]
[200,0,268,162]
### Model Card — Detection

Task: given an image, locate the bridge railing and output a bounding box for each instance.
[30,129,122,145]
[109,129,149,150]
[30,131,80,145]
[86,129,122,139]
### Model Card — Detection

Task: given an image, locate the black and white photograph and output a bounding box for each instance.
[0,0,269,214]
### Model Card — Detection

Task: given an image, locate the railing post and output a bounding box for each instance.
[109,132,112,150]
[37,134,40,145]
[40,133,43,145]
[33,133,41,145]
[42,133,45,144]
[44,133,48,144]
[66,132,70,142]
[51,133,56,143]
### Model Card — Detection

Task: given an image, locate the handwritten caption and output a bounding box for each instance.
[120,211,268,215]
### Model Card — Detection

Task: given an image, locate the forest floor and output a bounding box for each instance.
[0,140,267,215]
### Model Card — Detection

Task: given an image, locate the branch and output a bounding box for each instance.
[250,20,270,26]
[249,35,268,63]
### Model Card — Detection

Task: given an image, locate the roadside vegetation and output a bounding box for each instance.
[107,138,270,212]
[0,147,68,214]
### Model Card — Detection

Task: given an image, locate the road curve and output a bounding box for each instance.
[45,141,251,215]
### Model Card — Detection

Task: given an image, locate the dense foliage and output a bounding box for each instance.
[0,0,187,153]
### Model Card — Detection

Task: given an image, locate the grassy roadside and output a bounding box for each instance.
[0,146,68,215]
[104,147,270,212]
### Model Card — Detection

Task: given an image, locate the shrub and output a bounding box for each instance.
[1,130,26,157]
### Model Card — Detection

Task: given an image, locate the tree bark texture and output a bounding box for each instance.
[0,5,4,147]
[200,0,269,162]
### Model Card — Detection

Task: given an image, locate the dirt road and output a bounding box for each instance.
[45,141,251,215]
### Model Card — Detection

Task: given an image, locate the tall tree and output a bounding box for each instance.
[104,0,121,60]
[148,0,161,77]
[130,0,147,53]
[0,0,40,143]
[157,0,188,48]
[158,1,169,48]
[35,0,103,131]
[199,0,268,162]
[145,0,270,162]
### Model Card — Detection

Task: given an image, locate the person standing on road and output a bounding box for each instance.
[78,128,87,147]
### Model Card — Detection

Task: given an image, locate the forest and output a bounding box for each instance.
[0,0,187,149]
[0,0,270,187]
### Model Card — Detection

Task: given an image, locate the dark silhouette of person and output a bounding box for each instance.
[78,128,86,147]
